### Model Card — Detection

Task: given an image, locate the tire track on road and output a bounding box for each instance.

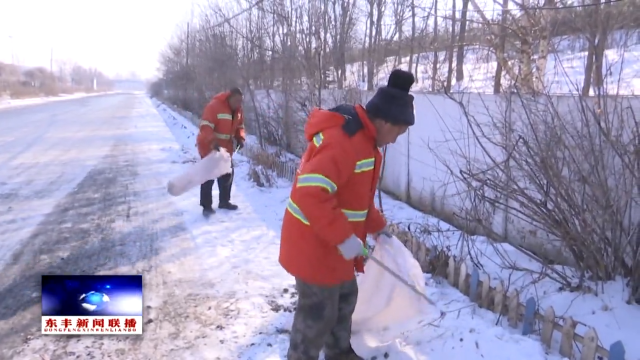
[0,141,174,359]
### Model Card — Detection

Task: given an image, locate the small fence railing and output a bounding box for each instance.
[397,230,626,360]
[240,143,299,182]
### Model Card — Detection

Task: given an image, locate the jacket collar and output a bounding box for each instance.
[355,104,377,143]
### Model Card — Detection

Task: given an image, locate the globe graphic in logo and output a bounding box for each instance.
[79,291,110,312]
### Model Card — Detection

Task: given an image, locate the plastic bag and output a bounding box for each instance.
[351,235,432,358]
[167,149,232,196]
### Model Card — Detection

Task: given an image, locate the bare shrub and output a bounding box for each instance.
[242,143,300,181]
[386,221,455,280]
[248,163,276,188]
[440,91,640,294]
[244,150,280,187]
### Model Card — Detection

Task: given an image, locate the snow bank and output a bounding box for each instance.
[0,91,121,109]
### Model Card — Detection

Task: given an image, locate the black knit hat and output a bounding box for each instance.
[229,87,243,96]
[365,69,415,126]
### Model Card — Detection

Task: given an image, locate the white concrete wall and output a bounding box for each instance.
[247,89,640,265]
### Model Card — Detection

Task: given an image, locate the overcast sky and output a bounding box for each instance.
[0,0,203,79]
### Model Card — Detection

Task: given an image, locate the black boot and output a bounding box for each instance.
[202,207,216,218]
[325,347,364,360]
[217,171,236,210]
[218,202,239,211]
[200,180,215,218]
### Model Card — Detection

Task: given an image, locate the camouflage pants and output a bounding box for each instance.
[287,278,359,360]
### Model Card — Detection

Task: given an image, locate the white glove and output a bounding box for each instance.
[375,226,393,242]
[337,235,365,260]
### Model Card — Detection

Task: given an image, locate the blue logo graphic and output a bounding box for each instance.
[78,291,111,312]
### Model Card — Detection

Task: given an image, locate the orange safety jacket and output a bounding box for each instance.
[196,91,245,158]
[279,104,387,286]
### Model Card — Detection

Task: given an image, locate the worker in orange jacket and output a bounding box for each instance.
[196,88,245,217]
[279,69,416,360]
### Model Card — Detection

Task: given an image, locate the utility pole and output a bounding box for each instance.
[8,35,14,65]
[184,0,194,98]
[186,0,194,68]
[50,48,54,74]
[186,23,190,67]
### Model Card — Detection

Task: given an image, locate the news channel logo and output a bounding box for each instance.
[41,275,143,335]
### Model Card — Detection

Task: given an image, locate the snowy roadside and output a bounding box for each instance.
[13,95,293,360]
[203,111,638,358]
[152,98,566,360]
[0,91,121,109]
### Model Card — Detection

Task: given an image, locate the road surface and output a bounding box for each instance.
[0,94,205,359]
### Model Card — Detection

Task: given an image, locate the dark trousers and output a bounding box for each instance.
[287,278,358,360]
[199,167,234,209]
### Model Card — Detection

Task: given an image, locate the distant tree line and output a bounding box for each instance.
[0,61,113,99]
[150,0,640,115]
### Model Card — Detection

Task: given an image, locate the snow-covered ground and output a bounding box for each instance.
[152,99,569,359]
[0,91,120,109]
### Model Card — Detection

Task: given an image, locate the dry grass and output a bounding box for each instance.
[246,151,279,187]
[387,222,452,279]
[248,164,276,187]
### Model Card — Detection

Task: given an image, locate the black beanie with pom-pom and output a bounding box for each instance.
[365,69,415,126]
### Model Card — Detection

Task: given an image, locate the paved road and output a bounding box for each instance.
[0,94,197,359]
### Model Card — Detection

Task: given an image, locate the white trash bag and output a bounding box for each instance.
[351,235,432,358]
[167,149,233,197]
